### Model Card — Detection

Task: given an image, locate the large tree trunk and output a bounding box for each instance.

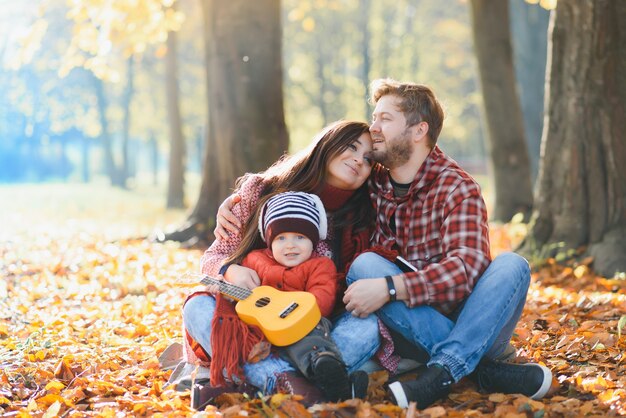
[509,0,550,183]
[526,0,626,277]
[469,0,533,221]
[165,0,288,245]
[165,23,186,209]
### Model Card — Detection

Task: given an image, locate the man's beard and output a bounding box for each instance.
[371,128,413,169]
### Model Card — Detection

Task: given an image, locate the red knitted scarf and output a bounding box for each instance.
[316,183,355,211]
[209,294,266,387]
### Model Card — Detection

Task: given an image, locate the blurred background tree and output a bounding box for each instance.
[5,0,623,275]
[2,0,494,228]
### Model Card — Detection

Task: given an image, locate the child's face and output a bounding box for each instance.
[270,232,314,268]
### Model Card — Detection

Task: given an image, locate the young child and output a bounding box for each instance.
[205,192,366,404]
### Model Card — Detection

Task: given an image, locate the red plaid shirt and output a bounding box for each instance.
[369,146,491,315]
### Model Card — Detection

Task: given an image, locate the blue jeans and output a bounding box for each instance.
[346,252,530,382]
[182,294,380,392]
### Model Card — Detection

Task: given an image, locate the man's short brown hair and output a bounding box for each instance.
[370,78,445,148]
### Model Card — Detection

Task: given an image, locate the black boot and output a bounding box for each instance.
[310,352,352,402]
[387,364,453,409]
[474,358,552,399]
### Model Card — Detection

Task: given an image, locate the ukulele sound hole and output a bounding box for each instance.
[255,297,271,308]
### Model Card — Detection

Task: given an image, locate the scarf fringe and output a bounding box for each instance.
[210,294,265,387]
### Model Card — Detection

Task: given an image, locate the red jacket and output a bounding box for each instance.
[242,249,338,317]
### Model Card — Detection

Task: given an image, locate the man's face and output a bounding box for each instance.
[370,95,413,169]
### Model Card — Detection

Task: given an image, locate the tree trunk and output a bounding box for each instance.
[81,136,90,182]
[509,0,550,184]
[469,0,533,221]
[526,0,626,277]
[165,0,288,244]
[150,132,158,187]
[93,75,124,187]
[315,39,329,126]
[360,0,371,122]
[165,23,186,209]
[121,57,134,187]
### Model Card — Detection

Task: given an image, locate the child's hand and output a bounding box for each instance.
[205,279,222,296]
[224,265,260,290]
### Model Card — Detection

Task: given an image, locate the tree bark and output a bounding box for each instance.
[527,0,626,277]
[165,23,186,209]
[165,0,288,244]
[509,0,550,183]
[469,0,533,221]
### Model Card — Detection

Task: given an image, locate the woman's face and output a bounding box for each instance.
[326,132,373,190]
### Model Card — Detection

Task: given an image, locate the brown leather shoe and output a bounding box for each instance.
[276,371,326,406]
[191,381,258,410]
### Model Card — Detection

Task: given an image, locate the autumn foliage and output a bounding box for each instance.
[1,186,625,417]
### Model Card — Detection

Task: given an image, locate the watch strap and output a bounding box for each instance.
[385,275,397,302]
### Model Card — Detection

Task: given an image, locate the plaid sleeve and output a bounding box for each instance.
[200,175,265,276]
[402,182,491,313]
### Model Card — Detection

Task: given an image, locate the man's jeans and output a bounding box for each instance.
[346,252,530,382]
[182,293,380,392]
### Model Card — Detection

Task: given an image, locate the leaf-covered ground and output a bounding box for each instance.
[1,184,625,417]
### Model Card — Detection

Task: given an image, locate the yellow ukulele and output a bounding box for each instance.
[197,274,321,346]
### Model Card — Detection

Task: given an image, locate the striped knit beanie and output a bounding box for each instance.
[258,192,328,247]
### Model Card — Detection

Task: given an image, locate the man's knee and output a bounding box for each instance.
[347,252,387,283]
[495,252,531,287]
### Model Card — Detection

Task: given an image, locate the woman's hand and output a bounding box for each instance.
[224,264,261,290]
[214,194,243,241]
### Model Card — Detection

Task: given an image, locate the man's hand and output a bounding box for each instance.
[224,264,260,290]
[343,277,389,318]
[214,194,243,241]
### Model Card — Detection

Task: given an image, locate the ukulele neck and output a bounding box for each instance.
[199,275,252,301]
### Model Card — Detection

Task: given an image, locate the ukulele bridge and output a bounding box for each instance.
[279,302,299,318]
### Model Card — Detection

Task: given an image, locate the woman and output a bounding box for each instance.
[183,120,382,407]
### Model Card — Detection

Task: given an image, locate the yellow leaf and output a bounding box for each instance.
[573,265,588,279]
[43,401,62,418]
[539,0,557,9]
[489,393,508,402]
[422,406,446,417]
[302,17,315,32]
[36,350,46,361]
[0,323,8,338]
[270,392,291,407]
[36,393,67,407]
[0,396,11,405]
[45,380,66,393]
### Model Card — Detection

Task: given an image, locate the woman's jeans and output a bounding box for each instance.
[182,294,380,392]
[346,252,531,382]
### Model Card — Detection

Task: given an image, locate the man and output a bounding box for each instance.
[342,79,553,408]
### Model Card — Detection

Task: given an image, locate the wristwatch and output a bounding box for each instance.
[385,275,397,302]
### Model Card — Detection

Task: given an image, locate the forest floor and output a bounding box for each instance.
[0,183,624,417]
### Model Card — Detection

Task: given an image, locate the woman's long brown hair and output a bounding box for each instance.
[224,120,375,266]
